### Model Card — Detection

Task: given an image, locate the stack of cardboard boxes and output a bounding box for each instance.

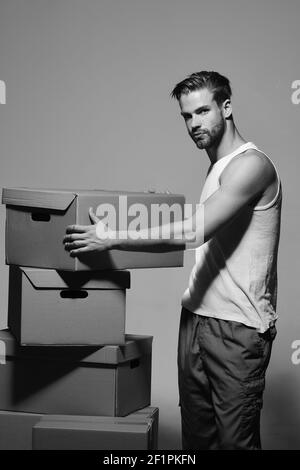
[0,188,185,450]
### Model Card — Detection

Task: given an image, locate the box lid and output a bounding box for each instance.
[2,187,185,211]
[2,188,76,211]
[20,267,131,290]
[0,330,153,365]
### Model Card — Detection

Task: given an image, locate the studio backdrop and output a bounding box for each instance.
[0,0,299,449]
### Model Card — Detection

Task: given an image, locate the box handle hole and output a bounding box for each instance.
[130,358,140,369]
[31,212,51,222]
[60,290,88,299]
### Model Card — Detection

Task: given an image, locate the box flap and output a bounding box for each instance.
[2,188,76,211]
[33,416,149,431]
[20,267,130,290]
[34,408,158,425]
[0,330,152,364]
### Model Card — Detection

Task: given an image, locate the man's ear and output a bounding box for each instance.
[222,99,232,119]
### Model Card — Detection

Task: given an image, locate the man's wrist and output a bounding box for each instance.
[108,236,121,249]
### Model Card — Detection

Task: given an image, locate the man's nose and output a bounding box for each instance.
[191,115,201,130]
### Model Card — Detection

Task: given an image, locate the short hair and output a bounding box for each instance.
[171,71,232,106]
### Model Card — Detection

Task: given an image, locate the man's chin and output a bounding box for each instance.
[195,139,210,149]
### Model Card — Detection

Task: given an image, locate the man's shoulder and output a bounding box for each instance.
[220,148,277,187]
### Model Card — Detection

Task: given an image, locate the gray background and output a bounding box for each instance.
[0,0,299,449]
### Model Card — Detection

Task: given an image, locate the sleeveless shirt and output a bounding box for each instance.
[181,142,282,333]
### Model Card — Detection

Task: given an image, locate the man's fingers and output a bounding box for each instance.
[63,233,87,243]
[70,245,106,257]
[66,225,92,234]
[70,247,91,257]
[64,240,88,251]
[89,207,99,224]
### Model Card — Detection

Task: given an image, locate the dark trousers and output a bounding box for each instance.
[177,307,276,450]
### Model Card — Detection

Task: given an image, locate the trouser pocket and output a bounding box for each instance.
[254,324,277,361]
[240,376,265,447]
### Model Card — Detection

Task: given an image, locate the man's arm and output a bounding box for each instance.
[63,153,276,255]
[198,151,276,242]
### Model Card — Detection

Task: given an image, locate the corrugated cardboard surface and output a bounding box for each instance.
[0,411,43,450]
[3,187,185,271]
[5,199,77,270]
[8,266,129,346]
[0,407,159,450]
[21,267,131,289]
[32,407,159,450]
[0,331,152,416]
[0,330,153,364]
[2,188,76,210]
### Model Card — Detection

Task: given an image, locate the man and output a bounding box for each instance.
[63,71,282,450]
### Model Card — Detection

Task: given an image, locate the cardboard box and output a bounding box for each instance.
[0,410,43,450]
[2,187,185,271]
[32,407,159,450]
[0,330,152,416]
[0,407,158,450]
[8,266,130,346]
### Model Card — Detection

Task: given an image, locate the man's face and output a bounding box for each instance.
[179,88,226,150]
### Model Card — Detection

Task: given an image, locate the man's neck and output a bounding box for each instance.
[206,125,247,165]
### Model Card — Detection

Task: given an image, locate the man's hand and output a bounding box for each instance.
[63,208,114,257]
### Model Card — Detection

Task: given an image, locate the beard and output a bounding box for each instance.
[191,118,225,150]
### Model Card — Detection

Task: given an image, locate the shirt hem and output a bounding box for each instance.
[181,301,278,333]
